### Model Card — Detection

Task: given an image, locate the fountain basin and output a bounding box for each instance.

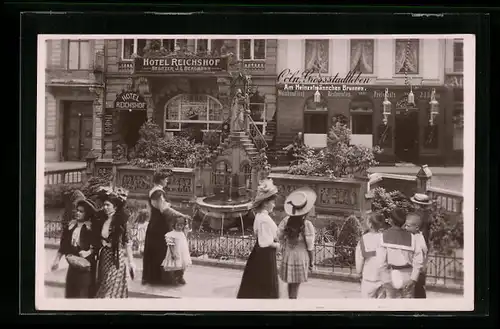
[195,196,254,231]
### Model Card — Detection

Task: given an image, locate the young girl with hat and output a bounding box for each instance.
[51,195,99,298]
[355,211,390,298]
[162,216,192,285]
[237,179,280,299]
[277,187,317,299]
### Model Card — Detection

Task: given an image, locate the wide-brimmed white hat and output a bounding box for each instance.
[253,179,279,207]
[410,193,432,206]
[284,187,317,217]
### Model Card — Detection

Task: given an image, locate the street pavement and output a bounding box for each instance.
[44,248,460,299]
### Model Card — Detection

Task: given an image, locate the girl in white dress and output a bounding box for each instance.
[162,217,192,285]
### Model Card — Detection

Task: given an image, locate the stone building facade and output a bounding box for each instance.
[275,38,465,165]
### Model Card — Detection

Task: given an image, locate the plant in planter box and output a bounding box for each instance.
[371,187,415,219]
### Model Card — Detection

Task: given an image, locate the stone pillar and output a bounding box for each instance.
[89,86,104,158]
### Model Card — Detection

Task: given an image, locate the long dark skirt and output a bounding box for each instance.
[414,272,427,298]
[237,243,279,299]
[142,222,171,285]
[65,264,93,298]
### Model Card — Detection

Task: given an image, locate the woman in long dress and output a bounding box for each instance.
[51,197,99,298]
[237,179,280,299]
[277,187,317,299]
[142,169,191,286]
[94,187,136,298]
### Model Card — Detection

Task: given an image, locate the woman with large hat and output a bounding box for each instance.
[50,194,99,298]
[277,187,317,299]
[237,179,280,299]
[93,186,135,298]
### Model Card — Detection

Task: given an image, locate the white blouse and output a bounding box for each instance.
[253,210,278,248]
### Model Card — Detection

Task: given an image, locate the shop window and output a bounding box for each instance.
[237,39,266,60]
[304,113,329,134]
[305,40,329,73]
[453,39,464,73]
[351,114,373,135]
[395,39,419,74]
[68,40,90,70]
[350,40,374,74]
[165,94,223,132]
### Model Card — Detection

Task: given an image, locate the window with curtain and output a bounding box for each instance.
[304,40,329,73]
[68,40,90,70]
[395,39,419,74]
[350,40,374,74]
[453,39,464,73]
[122,39,135,59]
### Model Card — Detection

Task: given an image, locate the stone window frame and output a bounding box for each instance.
[67,39,91,70]
[453,38,464,73]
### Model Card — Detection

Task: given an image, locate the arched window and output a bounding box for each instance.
[164,94,223,133]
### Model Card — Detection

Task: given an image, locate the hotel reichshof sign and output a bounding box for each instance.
[134,57,228,73]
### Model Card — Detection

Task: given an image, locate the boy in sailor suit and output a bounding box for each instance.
[376,208,425,298]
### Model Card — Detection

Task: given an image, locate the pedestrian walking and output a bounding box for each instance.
[51,197,99,298]
[94,187,136,298]
[277,187,317,299]
[162,217,192,285]
[376,208,425,298]
[237,179,280,299]
[355,212,390,298]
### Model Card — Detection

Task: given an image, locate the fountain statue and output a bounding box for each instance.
[193,73,262,237]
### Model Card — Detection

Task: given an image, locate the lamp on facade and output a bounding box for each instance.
[314,87,321,103]
[429,88,439,125]
[407,81,415,106]
[382,88,392,125]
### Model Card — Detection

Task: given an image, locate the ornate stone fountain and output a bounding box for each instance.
[193,73,267,236]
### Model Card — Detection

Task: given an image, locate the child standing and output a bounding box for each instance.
[162,217,192,285]
[355,212,390,298]
[403,212,428,298]
[135,209,150,256]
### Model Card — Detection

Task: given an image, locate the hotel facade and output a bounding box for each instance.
[44,37,464,166]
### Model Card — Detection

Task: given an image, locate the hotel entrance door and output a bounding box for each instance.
[394,109,419,164]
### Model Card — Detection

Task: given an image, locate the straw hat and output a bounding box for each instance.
[410,193,432,206]
[253,179,279,207]
[284,187,317,217]
[75,198,98,215]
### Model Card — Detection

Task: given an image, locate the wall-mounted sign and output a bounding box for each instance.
[243,61,266,71]
[277,69,373,88]
[134,57,228,73]
[114,91,147,110]
[103,114,113,136]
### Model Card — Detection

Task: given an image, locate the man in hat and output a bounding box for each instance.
[410,193,433,298]
[376,208,425,298]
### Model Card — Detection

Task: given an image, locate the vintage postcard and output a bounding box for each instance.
[37,34,474,311]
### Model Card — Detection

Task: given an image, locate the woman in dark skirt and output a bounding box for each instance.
[237,179,280,299]
[51,197,98,298]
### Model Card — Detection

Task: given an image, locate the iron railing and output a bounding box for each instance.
[247,115,268,151]
[44,219,463,288]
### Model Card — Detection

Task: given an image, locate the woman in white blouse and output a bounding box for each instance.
[237,179,280,299]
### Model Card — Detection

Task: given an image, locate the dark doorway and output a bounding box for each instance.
[119,110,148,153]
[63,101,93,161]
[394,110,419,163]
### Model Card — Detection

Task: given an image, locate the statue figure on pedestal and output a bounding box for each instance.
[231,89,250,132]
